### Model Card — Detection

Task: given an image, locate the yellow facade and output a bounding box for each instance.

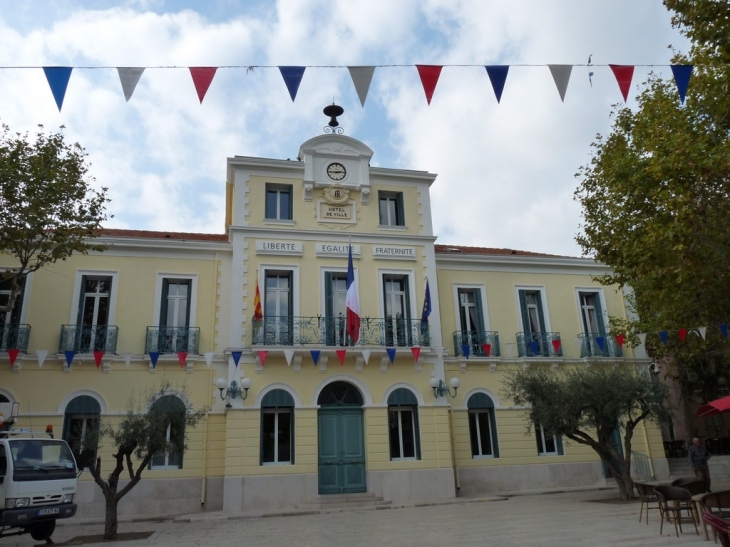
[0,129,667,518]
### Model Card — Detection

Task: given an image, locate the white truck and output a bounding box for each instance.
[0,403,78,543]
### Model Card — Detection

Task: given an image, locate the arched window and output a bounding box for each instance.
[467,393,499,458]
[261,389,294,465]
[149,395,186,470]
[62,395,101,468]
[387,388,420,461]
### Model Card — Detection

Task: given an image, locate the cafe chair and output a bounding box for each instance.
[635,482,659,525]
[655,485,699,537]
[702,511,730,547]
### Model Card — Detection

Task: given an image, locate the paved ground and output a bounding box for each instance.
[2,486,723,547]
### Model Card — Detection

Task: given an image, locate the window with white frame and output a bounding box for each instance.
[467,393,499,458]
[536,424,564,456]
[62,395,100,469]
[265,184,292,221]
[0,275,25,351]
[261,389,294,465]
[378,191,404,227]
[382,274,412,346]
[388,388,420,461]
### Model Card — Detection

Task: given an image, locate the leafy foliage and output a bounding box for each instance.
[503,364,670,500]
[0,123,109,312]
[85,381,206,540]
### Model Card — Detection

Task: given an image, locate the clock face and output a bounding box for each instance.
[327,162,346,181]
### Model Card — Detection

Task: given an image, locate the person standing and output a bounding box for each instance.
[688,437,712,492]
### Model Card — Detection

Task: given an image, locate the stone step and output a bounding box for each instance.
[301,492,391,511]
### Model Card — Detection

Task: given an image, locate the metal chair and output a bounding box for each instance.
[635,482,659,525]
[702,511,730,547]
[655,485,699,537]
[673,479,707,496]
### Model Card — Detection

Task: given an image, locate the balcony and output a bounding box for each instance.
[0,324,31,352]
[578,333,623,358]
[516,332,563,357]
[452,330,501,358]
[59,324,119,353]
[145,326,200,354]
[252,316,430,347]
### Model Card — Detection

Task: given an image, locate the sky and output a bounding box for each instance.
[0,0,689,257]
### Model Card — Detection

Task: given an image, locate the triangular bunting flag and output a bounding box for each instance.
[43,67,73,111]
[257,350,269,366]
[189,67,218,103]
[284,349,294,366]
[348,66,375,107]
[530,341,539,356]
[609,64,635,102]
[361,349,371,364]
[177,352,188,368]
[698,327,707,340]
[595,337,605,351]
[551,339,562,354]
[310,349,321,366]
[149,351,160,368]
[411,347,421,363]
[485,65,509,103]
[8,349,19,368]
[123,353,132,366]
[231,351,242,367]
[615,334,625,348]
[678,328,688,343]
[204,352,214,367]
[93,350,105,368]
[482,343,491,357]
[336,349,346,365]
[548,64,573,102]
[659,331,668,345]
[37,350,48,368]
[721,324,728,339]
[64,350,76,368]
[386,347,396,363]
[279,66,306,101]
[416,65,443,105]
[117,67,145,102]
[670,64,693,104]
[461,344,470,359]
[638,333,647,346]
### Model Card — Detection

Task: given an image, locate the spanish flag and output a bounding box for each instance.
[253,276,263,321]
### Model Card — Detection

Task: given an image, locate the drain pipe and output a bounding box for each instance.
[200,254,218,506]
[448,407,460,491]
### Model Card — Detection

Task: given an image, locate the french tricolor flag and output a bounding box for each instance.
[346,243,360,343]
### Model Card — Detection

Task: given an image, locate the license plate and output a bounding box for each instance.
[38,508,59,516]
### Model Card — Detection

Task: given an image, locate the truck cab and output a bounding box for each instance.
[0,432,78,542]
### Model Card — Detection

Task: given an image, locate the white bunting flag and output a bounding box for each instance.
[284,349,294,366]
[36,350,48,368]
[117,67,145,102]
[548,64,573,102]
[204,352,214,367]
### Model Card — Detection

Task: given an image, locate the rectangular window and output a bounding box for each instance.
[159,279,192,353]
[379,191,405,226]
[536,425,563,456]
[264,271,293,345]
[389,406,419,460]
[383,274,411,346]
[579,292,605,335]
[0,276,25,351]
[469,409,495,457]
[265,184,292,220]
[76,275,112,352]
[261,408,293,464]
[150,423,182,469]
[324,272,347,346]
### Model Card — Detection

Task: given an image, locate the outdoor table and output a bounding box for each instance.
[693,493,709,541]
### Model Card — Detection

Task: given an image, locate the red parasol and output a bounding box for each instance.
[696,394,730,418]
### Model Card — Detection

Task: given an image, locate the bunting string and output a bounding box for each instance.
[14,62,694,111]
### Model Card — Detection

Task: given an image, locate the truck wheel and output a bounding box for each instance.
[29,520,56,541]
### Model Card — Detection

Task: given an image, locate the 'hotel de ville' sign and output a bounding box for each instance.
[317,184,356,226]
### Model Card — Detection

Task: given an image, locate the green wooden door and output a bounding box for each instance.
[318,408,366,494]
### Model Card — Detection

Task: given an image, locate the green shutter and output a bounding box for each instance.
[473,290,485,332]
[518,290,530,334]
[592,294,606,335]
[556,435,564,456]
[262,389,294,408]
[387,388,418,405]
[396,193,405,226]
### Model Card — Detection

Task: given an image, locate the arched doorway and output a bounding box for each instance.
[317,381,366,494]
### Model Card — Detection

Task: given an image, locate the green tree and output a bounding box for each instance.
[84,382,206,540]
[503,364,671,501]
[0,123,109,313]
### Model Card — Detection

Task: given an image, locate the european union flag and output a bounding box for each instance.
[421,279,432,322]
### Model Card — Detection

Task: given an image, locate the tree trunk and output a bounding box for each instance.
[103,484,118,539]
[613,462,636,501]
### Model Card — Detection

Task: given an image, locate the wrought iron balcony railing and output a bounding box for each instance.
[452,330,501,358]
[251,316,430,347]
[59,324,119,353]
[145,326,200,354]
[0,324,31,352]
[516,332,563,357]
[578,333,623,358]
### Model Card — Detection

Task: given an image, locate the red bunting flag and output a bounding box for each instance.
[93,350,105,368]
[416,65,443,105]
[189,67,218,103]
[177,352,188,368]
[678,328,688,343]
[615,334,625,348]
[609,65,634,102]
[257,350,268,366]
[482,343,491,357]
[551,339,562,354]
[411,347,421,363]
[8,348,19,368]
[336,349,346,365]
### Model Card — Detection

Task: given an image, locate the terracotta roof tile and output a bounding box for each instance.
[98,228,228,242]
[434,244,571,259]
